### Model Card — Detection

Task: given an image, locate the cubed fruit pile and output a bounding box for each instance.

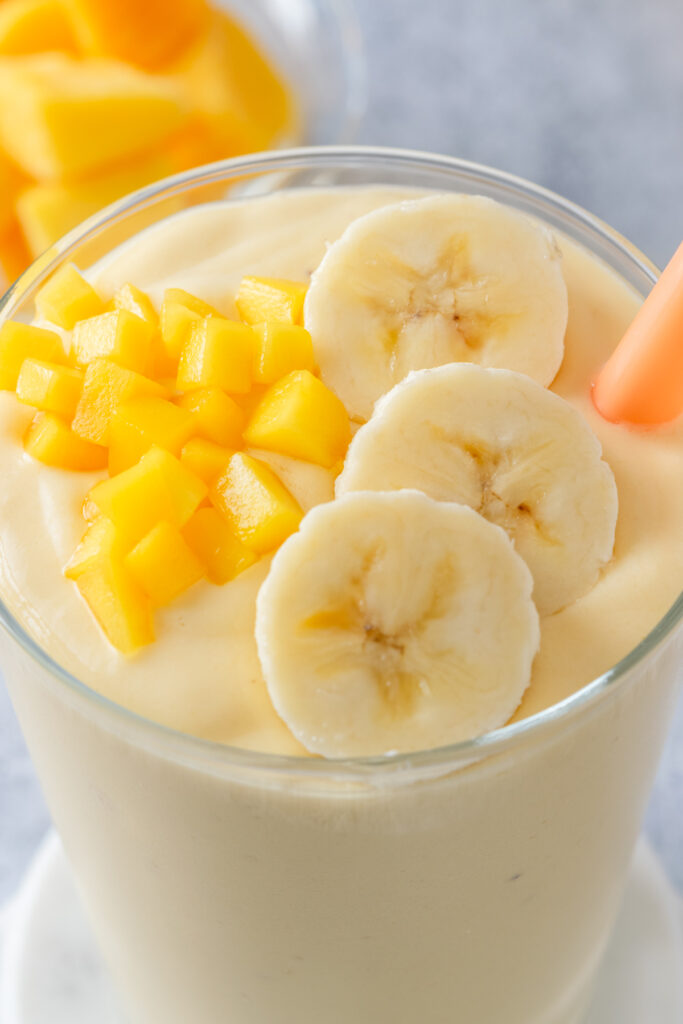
[0,271,351,653]
[0,0,292,280]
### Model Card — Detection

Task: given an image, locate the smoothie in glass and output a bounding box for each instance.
[0,150,681,1024]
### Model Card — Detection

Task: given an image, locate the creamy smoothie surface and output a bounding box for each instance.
[0,186,681,755]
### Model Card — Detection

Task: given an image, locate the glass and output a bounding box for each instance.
[1,148,681,1024]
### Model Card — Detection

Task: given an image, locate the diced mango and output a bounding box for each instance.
[0,220,31,284]
[177,387,244,447]
[63,0,209,70]
[177,316,253,394]
[0,321,64,389]
[72,309,155,373]
[210,451,302,554]
[87,445,207,546]
[0,0,77,56]
[160,298,202,365]
[16,154,175,257]
[24,410,107,469]
[244,370,350,468]
[182,505,256,584]
[35,263,104,330]
[251,321,315,384]
[108,396,195,475]
[113,283,158,329]
[16,358,82,418]
[125,520,204,606]
[165,288,218,319]
[180,438,232,484]
[65,518,154,653]
[72,358,168,445]
[235,276,307,326]
[171,14,266,157]
[0,54,188,180]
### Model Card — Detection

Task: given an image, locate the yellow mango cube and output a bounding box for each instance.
[235,276,307,326]
[0,0,77,55]
[251,321,315,384]
[113,283,158,329]
[17,155,174,257]
[72,309,155,374]
[0,54,188,180]
[72,358,168,445]
[125,520,204,606]
[24,410,107,470]
[165,288,218,319]
[0,321,64,389]
[65,518,154,653]
[35,263,104,330]
[88,445,207,546]
[160,298,203,364]
[244,370,350,468]
[210,452,302,554]
[180,438,232,484]
[177,387,244,447]
[183,506,256,585]
[63,0,208,70]
[177,316,253,394]
[108,396,196,475]
[16,358,82,418]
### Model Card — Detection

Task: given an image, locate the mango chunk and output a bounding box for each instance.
[0,220,31,284]
[17,154,174,257]
[244,370,350,468]
[24,410,107,469]
[183,505,256,584]
[235,276,307,326]
[88,445,207,546]
[0,54,188,180]
[160,298,203,365]
[210,451,302,554]
[177,316,253,394]
[72,309,155,373]
[251,322,315,384]
[0,0,77,56]
[63,0,209,70]
[65,518,154,654]
[35,263,104,330]
[180,437,232,484]
[165,288,218,319]
[125,520,204,606]
[177,387,244,447]
[72,358,168,445]
[108,396,195,475]
[0,321,64,389]
[113,283,158,329]
[16,358,82,418]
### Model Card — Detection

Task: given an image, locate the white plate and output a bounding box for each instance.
[1,832,682,1024]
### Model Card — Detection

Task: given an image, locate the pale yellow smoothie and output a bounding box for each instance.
[1,180,682,1024]
[0,187,681,749]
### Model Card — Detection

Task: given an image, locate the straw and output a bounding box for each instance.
[592,241,683,425]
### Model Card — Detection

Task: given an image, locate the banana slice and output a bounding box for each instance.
[337,365,618,616]
[304,194,568,421]
[255,490,540,758]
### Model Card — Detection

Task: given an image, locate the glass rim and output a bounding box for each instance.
[0,144,681,780]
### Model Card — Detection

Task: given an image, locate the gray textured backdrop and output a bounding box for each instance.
[1,0,682,905]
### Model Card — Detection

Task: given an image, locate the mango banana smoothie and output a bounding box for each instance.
[0,176,681,1024]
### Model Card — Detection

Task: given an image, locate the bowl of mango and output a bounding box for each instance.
[0,0,364,285]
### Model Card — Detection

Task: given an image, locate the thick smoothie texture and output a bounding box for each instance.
[1,177,682,1024]
[0,186,681,752]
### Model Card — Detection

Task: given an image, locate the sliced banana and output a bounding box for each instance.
[255,490,540,758]
[337,365,618,616]
[304,194,568,421]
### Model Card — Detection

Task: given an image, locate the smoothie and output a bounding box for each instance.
[0,166,682,1024]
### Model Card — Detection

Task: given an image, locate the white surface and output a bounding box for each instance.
[0,832,681,1024]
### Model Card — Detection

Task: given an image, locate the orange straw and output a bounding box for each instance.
[593,241,683,425]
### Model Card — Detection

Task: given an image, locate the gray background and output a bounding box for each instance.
[1,0,682,904]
